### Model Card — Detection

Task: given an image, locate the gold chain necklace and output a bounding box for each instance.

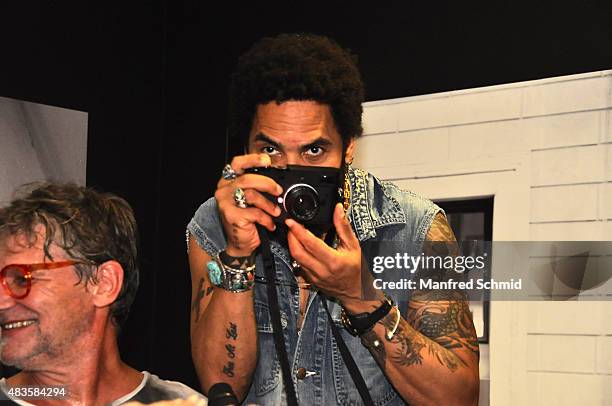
[343,170,351,213]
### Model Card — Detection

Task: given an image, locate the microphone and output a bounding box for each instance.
[208,382,239,406]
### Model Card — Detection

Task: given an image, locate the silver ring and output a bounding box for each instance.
[222,164,237,180]
[233,187,247,208]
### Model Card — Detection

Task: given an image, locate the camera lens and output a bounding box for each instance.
[284,184,319,222]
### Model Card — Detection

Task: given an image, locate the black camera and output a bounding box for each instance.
[246,165,343,233]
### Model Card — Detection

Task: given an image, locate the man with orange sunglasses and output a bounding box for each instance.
[0,183,203,405]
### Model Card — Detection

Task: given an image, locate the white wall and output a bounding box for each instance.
[357,70,612,405]
[0,96,88,206]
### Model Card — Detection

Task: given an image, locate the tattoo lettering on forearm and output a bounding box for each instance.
[225,343,236,359]
[226,322,238,340]
[192,278,206,322]
[206,286,214,296]
[222,362,235,378]
[222,322,238,378]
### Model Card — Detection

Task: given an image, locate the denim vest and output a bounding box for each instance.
[187,167,441,406]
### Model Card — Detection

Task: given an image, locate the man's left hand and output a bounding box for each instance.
[286,203,364,304]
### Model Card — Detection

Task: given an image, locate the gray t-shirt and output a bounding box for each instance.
[0,371,206,405]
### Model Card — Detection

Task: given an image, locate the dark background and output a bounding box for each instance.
[1,0,611,390]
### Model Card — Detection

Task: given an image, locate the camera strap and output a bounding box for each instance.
[256,220,374,406]
[321,229,375,406]
[256,224,299,406]
[320,296,375,406]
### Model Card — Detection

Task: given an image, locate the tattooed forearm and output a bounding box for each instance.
[226,322,238,340]
[358,211,480,389]
[192,278,206,322]
[391,324,427,368]
[363,311,464,372]
[407,298,479,355]
[225,343,236,358]
[192,280,214,323]
[223,362,235,378]
[380,312,424,368]
[222,322,238,378]
[392,318,462,370]
[361,213,479,372]
[408,212,480,357]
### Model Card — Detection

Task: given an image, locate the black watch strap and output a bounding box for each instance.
[341,296,393,336]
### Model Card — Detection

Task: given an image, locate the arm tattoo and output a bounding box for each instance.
[361,213,479,371]
[411,212,480,356]
[222,362,235,378]
[362,309,463,372]
[226,322,238,340]
[222,322,238,377]
[225,343,236,358]
[192,278,206,322]
[407,297,479,355]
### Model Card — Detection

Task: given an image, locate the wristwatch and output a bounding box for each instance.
[341,294,394,336]
[206,252,255,293]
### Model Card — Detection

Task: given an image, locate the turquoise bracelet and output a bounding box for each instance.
[206,254,255,292]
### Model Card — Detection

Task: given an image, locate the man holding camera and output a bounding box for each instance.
[187,34,479,405]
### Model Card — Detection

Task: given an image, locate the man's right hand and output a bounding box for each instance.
[190,153,281,400]
[215,153,283,257]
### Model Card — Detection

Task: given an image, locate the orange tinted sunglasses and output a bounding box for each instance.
[0,261,82,299]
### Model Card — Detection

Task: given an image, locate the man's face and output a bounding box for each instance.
[247,100,354,168]
[0,229,94,369]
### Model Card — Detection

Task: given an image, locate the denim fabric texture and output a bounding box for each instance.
[187,167,441,405]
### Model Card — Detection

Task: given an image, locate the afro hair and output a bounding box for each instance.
[228,33,365,150]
